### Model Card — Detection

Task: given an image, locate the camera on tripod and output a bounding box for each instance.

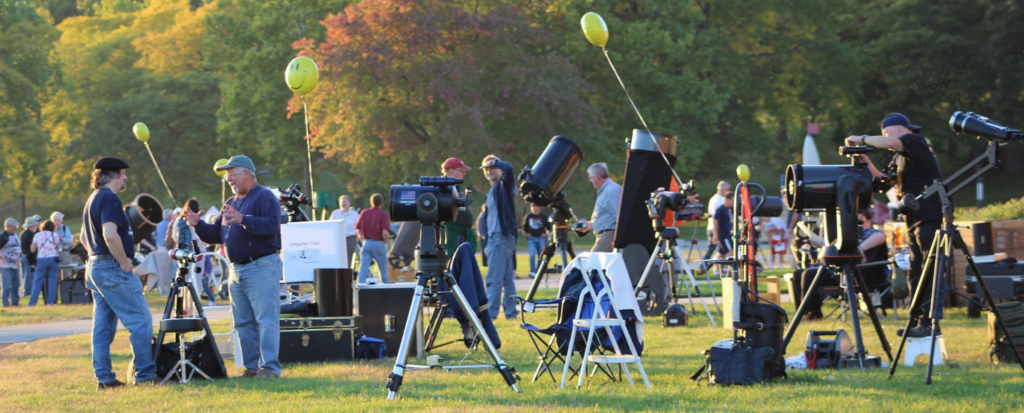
[277,183,311,222]
[389,177,471,224]
[645,181,702,232]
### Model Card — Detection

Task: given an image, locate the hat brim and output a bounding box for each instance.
[909,124,921,133]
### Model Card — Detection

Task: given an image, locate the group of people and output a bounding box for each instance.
[1,212,73,307]
[72,109,941,390]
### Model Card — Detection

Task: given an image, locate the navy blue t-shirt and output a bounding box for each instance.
[82,187,135,257]
[714,204,732,242]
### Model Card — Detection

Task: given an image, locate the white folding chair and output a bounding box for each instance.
[561,256,650,389]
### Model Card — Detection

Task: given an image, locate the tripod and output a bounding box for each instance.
[887,142,1024,383]
[524,198,580,302]
[635,227,720,325]
[154,247,225,384]
[782,262,894,368]
[385,222,520,401]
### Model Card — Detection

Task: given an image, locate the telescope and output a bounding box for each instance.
[518,135,584,207]
[949,111,1023,143]
[389,177,470,224]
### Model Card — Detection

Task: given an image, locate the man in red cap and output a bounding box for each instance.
[441,158,478,256]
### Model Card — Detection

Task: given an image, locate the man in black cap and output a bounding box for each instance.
[846,113,943,338]
[81,157,158,389]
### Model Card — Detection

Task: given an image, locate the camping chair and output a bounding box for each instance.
[514,268,615,384]
[562,256,650,389]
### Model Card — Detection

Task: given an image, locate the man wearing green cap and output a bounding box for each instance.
[188,155,283,378]
[20,215,40,298]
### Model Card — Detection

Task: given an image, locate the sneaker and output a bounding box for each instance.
[528,272,536,279]
[238,369,259,378]
[97,380,126,390]
[256,368,280,379]
[208,300,216,307]
[896,325,936,338]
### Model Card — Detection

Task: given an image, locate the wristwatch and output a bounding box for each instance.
[860,135,869,146]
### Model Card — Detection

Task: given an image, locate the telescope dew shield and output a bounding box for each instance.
[125,193,164,244]
[629,129,676,155]
[519,135,584,207]
[739,195,784,218]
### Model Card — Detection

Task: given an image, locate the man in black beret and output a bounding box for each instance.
[81,157,158,389]
[846,113,943,338]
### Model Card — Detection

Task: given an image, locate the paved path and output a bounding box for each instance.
[0,305,233,344]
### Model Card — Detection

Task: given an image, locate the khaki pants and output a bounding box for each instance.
[591,230,614,253]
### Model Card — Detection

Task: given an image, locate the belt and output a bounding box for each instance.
[597,229,614,235]
[233,252,275,265]
[91,253,115,261]
[363,238,384,242]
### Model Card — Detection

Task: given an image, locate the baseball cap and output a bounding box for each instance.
[4,218,18,227]
[442,157,471,172]
[880,113,921,133]
[215,155,256,174]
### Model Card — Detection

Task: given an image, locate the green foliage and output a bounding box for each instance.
[956,198,1024,221]
[296,0,601,203]
[204,0,350,184]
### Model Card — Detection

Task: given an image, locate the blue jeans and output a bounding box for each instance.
[85,257,156,384]
[229,254,282,375]
[2,267,20,306]
[485,234,517,319]
[527,236,546,273]
[358,239,389,283]
[29,257,59,306]
[20,256,33,298]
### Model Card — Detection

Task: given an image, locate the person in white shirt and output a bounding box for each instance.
[700,181,730,270]
[330,195,360,263]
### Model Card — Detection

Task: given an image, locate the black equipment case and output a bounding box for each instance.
[279,315,362,363]
[355,282,422,358]
[964,258,1024,318]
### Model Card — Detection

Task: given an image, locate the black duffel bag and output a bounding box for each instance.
[691,342,776,386]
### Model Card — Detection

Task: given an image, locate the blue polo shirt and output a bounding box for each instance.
[193,184,281,263]
[82,187,135,257]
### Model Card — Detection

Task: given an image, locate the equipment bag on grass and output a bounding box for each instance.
[989,301,1024,364]
[690,342,776,385]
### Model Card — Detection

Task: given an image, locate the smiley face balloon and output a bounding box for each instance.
[285,56,319,95]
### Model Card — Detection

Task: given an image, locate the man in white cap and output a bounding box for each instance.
[1,218,23,306]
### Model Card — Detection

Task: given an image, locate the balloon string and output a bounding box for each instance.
[144,142,180,208]
[602,48,686,189]
[302,96,316,220]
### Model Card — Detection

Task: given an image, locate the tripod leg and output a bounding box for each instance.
[634,241,662,295]
[955,231,1024,371]
[424,302,446,352]
[154,286,178,362]
[441,272,520,393]
[386,274,428,401]
[842,266,868,369]
[782,266,829,354]
[676,246,715,327]
[888,228,940,379]
[851,268,893,362]
[186,281,227,376]
[524,242,557,302]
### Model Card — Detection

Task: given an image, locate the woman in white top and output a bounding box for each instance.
[29,220,62,306]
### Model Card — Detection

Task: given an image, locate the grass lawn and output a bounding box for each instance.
[1,288,1022,412]
[0,292,167,327]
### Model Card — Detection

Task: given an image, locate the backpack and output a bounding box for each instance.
[691,340,776,386]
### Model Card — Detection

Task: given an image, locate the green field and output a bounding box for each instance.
[1,289,1021,412]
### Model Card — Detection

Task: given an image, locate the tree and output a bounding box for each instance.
[294,0,601,202]
[204,0,350,187]
[43,0,221,208]
[0,1,60,217]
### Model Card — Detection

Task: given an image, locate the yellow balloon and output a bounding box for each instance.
[736,164,751,182]
[133,122,150,143]
[214,158,229,177]
[581,12,609,48]
[285,56,319,95]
